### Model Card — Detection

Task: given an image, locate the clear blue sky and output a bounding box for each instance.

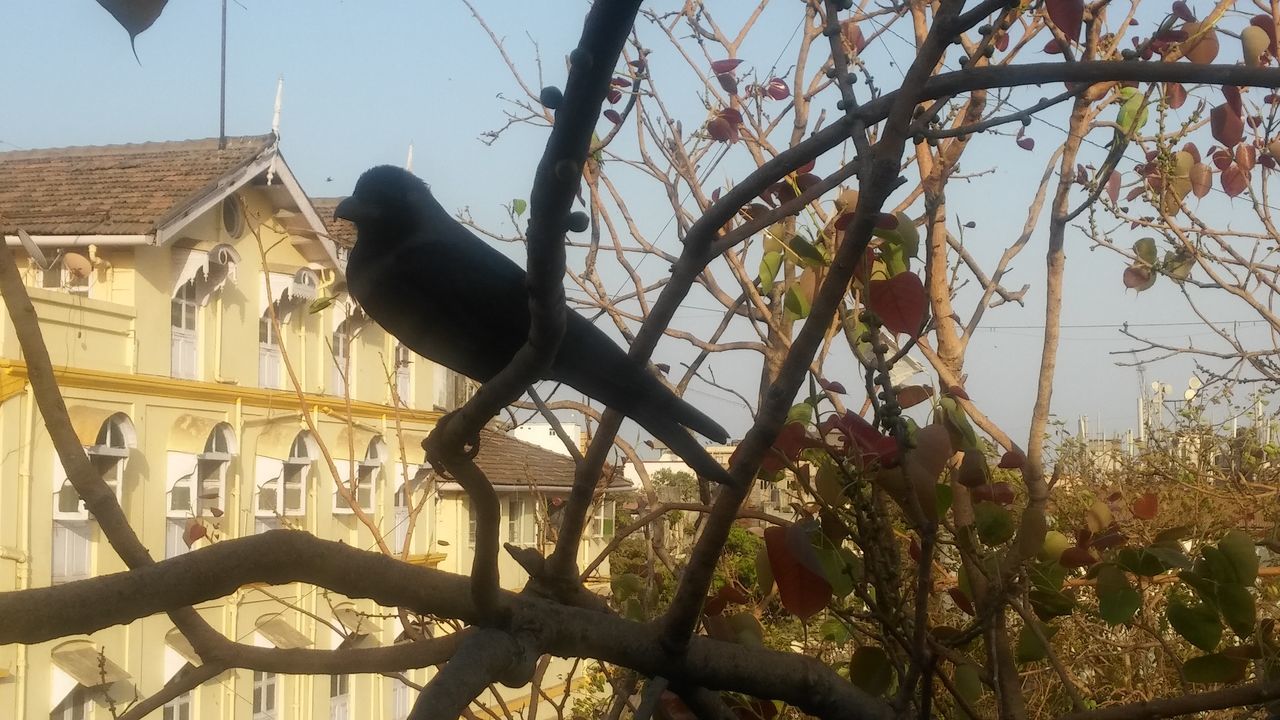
[3,1,1264,450]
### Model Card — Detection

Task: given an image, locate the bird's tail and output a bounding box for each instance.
[635,393,734,485]
[665,393,729,443]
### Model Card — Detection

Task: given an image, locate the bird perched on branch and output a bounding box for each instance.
[335,165,732,483]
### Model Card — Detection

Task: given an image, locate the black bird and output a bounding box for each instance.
[335,166,732,483]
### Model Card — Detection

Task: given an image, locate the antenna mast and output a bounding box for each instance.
[218,0,227,149]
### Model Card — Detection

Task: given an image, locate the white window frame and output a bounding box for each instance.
[589,499,616,538]
[329,674,350,720]
[259,311,283,390]
[50,685,93,720]
[394,344,412,404]
[330,317,355,397]
[257,434,311,530]
[162,691,192,720]
[466,498,476,549]
[171,281,199,380]
[252,670,278,720]
[391,679,411,720]
[334,440,381,515]
[167,426,234,557]
[51,520,91,585]
[506,496,536,547]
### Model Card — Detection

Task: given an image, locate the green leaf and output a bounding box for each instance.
[1116,547,1168,577]
[755,545,774,596]
[1096,564,1141,625]
[1016,621,1058,664]
[512,198,528,217]
[813,537,862,597]
[1132,237,1158,266]
[1183,653,1249,684]
[727,612,765,646]
[1199,545,1239,585]
[1143,545,1193,572]
[935,483,953,518]
[1218,584,1257,638]
[1218,531,1259,585]
[623,597,645,621]
[784,284,811,319]
[1029,587,1076,620]
[786,235,827,267]
[1168,595,1223,652]
[758,250,783,294]
[974,502,1016,546]
[820,617,850,643]
[786,401,814,425]
[1178,570,1220,608]
[611,573,644,602]
[954,663,983,704]
[849,647,894,696]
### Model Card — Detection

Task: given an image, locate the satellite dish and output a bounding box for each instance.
[1151,381,1162,392]
[1188,376,1203,390]
[62,252,92,279]
[1184,388,1198,401]
[1161,383,1172,394]
[17,228,50,270]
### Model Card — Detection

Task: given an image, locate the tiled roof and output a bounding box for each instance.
[310,197,355,248]
[0,135,275,236]
[468,428,629,490]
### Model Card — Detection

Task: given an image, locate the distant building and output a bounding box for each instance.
[0,134,623,720]
[510,421,585,457]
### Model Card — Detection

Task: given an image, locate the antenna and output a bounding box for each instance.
[1183,375,1202,402]
[271,76,284,136]
[405,142,414,172]
[218,0,227,150]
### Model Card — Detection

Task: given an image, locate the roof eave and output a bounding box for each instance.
[3,234,153,247]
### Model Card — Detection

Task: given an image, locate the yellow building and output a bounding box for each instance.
[0,135,621,719]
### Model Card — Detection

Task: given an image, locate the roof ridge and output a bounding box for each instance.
[0,134,276,161]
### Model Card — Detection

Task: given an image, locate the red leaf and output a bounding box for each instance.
[765,77,790,100]
[1223,86,1244,116]
[948,587,975,616]
[867,272,928,336]
[1123,265,1153,290]
[1237,143,1257,174]
[1164,82,1187,109]
[1211,104,1244,148]
[818,411,899,467]
[998,449,1026,469]
[607,88,622,104]
[1132,492,1159,520]
[1045,0,1084,42]
[896,384,934,409]
[183,521,207,548]
[720,107,744,125]
[819,379,847,394]
[1016,135,1036,151]
[1059,545,1098,568]
[1221,164,1248,197]
[971,482,1015,505]
[1211,148,1234,171]
[1251,14,1280,55]
[603,109,622,125]
[834,212,855,231]
[1172,1,1194,22]
[842,21,868,54]
[704,583,751,616]
[764,526,831,620]
[796,172,821,193]
[1106,171,1121,204]
[995,33,1009,52]
[708,117,737,143]
[1044,38,1063,54]
[710,58,744,74]
[717,72,739,95]
[797,159,816,174]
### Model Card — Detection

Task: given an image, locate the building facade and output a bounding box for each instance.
[0,135,618,719]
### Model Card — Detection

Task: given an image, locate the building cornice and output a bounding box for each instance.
[0,359,445,425]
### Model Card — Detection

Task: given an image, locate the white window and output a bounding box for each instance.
[466,499,476,549]
[506,496,536,546]
[329,674,350,720]
[51,521,91,584]
[392,477,415,553]
[331,318,355,397]
[167,425,234,558]
[259,312,283,390]
[252,670,278,720]
[589,499,616,538]
[52,414,133,582]
[163,692,192,720]
[394,344,412,404]
[335,439,381,514]
[171,281,198,380]
[257,433,311,532]
[391,680,411,720]
[38,252,92,297]
[50,685,92,720]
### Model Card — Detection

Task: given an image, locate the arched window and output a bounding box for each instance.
[166,423,236,558]
[52,413,135,584]
[259,310,283,390]
[170,281,198,380]
[334,436,383,515]
[394,344,412,404]
[257,432,312,532]
[330,316,362,397]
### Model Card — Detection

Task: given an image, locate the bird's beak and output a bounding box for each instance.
[333,196,379,224]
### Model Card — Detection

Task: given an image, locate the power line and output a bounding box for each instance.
[975,319,1267,330]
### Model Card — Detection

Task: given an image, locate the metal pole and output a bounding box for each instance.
[219,0,227,149]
